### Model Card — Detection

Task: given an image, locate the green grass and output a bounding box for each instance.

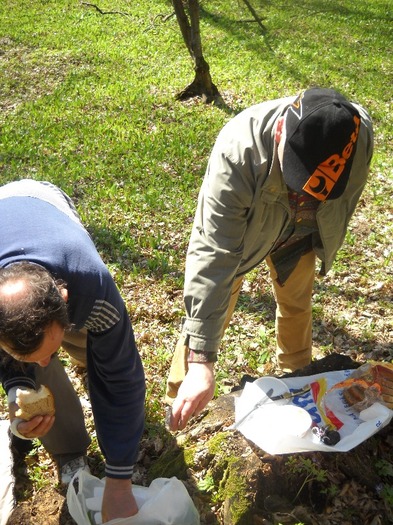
[0,0,392,490]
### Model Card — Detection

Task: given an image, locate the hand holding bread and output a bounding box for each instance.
[9,385,56,440]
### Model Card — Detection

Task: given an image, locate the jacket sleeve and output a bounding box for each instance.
[80,279,145,479]
[182,114,268,353]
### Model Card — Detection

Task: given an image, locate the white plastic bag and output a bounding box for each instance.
[67,469,200,525]
[235,369,393,454]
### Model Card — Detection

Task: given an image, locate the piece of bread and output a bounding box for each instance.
[342,381,381,411]
[15,385,55,420]
[342,383,366,406]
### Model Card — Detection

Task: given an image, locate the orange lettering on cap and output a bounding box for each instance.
[342,142,354,160]
[302,114,361,200]
[303,171,335,201]
[320,154,346,179]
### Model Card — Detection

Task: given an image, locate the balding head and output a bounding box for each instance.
[0,262,69,356]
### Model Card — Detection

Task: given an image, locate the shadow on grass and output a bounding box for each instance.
[86,223,183,281]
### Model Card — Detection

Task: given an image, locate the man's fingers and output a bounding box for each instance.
[177,400,195,430]
[169,399,195,431]
[18,415,55,438]
[170,397,209,431]
[169,400,185,431]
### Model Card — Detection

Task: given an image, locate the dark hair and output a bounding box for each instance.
[0,262,70,356]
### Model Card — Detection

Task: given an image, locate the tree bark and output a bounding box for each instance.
[171,0,220,103]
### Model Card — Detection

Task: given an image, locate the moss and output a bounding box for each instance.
[148,444,196,482]
[216,458,251,523]
[206,431,229,455]
[149,431,252,523]
[205,433,252,523]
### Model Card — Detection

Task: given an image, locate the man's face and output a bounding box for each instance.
[8,321,65,367]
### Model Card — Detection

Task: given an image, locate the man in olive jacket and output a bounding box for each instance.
[166,87,374,431]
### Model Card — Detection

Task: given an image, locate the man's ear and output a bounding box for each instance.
[60,287,68,302]
[275,117,284,144]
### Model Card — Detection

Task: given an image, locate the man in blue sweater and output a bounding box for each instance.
[0,179,145,522]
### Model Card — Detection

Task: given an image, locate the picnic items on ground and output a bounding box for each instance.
[230,377,311,430]
[232,368,393,454]
[0,421,15,525]
[67,469,200,525]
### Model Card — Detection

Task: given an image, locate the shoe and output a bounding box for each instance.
[59,455,90,485]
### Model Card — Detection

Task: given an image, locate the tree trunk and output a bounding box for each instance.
[172,0,220,103]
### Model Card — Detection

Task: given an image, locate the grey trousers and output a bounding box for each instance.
[33,329,91,467]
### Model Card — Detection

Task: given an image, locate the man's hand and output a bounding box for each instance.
[9,401,55,439]
[169,362,215,431]
[101,478,138,523]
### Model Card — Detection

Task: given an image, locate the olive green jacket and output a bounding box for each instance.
[182,96,374,353]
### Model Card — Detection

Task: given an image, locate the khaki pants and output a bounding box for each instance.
[165,251,315,403]
[34,329,91,467]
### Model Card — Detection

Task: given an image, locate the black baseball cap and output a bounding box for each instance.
[282,88,361,201]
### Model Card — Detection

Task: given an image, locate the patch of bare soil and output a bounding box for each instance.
[6,439,76,525]
[6,486,73,525]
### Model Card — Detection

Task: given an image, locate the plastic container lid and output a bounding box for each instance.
[253,376,290,406]
[261,404,312,437]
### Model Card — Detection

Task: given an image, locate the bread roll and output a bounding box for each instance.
[15,385,55,420]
